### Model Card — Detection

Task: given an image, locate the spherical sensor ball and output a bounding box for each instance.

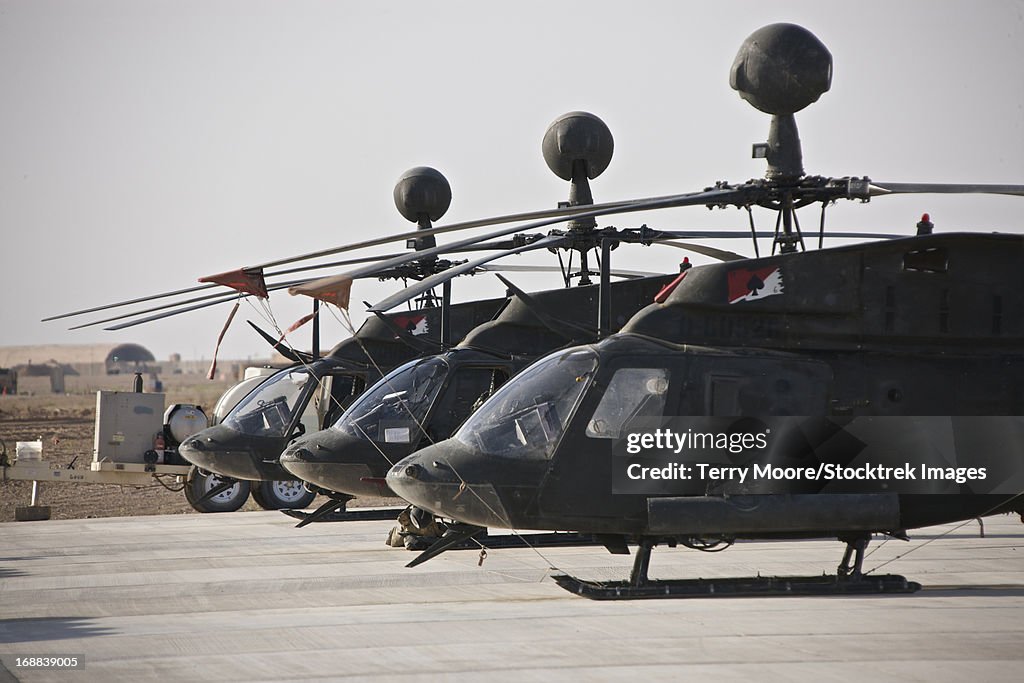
[730,23,832,115]
[542,111,614,181]
[393,167,452,223]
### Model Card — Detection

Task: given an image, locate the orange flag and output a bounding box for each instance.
[199,268,269,299]
[289,275,353,310]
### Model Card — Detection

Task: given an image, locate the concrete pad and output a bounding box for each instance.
[0,511,1022,681]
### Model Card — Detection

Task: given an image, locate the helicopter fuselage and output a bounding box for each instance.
[388,233,1024,539]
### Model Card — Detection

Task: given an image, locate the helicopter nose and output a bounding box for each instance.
[387,441,512,528]
[279,431,385,498]
[178,425,263,480]
[386,448,459,513]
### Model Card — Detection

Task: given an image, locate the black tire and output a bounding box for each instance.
[250,480,317,510]
[184,466,251,513]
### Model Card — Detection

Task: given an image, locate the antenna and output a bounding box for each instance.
[542,111,614,284]
[731,23,832,253]
[392,166,455,344]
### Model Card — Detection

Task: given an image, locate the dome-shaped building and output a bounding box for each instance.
[105,343,156,375]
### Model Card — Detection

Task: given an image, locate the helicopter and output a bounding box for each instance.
[380,23,1024,599]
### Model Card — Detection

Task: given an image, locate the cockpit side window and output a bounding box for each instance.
[585,368,670,439]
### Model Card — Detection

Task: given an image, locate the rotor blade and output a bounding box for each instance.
[71,245,470,330]
[645,229,905,240]
[476,264,659,278]
[246,321,315,364]
[71,277,310,330]
[63,187,740,323]
[50,234,555,325]
[493,274,597,341]
[368,235,572,313]
[68,286,274,330]
[102,294,258,331]
[869,182,1024,197]
[295,187,748,302]
[250,191,714,273]
[43,281,226,323]
[44,249,411,323]
[102,279,310,331]
[653,240,746,262]
[269,236,549,279]
[95,240,519,330]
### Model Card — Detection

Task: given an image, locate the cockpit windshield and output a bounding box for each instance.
[223,367,312,437]
[455,348,597,459]
[332,356,449,444]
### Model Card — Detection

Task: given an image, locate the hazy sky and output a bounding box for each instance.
[2,0,1022,362]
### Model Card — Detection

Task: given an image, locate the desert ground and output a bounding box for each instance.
[0,372,400,523]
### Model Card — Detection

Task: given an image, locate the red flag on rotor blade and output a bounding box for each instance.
[198,268,269,299]
[289,274,352,310]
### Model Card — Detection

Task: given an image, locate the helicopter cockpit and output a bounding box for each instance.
[223,368,314,438]
[453,348,598,460]
[178,358,366,483]
[332,356,450,446]
[221,362,362,439]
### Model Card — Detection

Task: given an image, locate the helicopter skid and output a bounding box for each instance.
[280,506,405,523]
[550,572,921,599]
[422,530,596,551]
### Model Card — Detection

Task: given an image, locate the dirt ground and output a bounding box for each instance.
[0,374,402,523]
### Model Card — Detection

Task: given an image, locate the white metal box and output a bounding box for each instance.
[93,391,165,464]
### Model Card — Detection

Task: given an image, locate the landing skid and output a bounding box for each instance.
[551,534,921,600]
[427,530,595,552]
[407,526,597,567]
[551,573,920,599]
[281,505,405,526]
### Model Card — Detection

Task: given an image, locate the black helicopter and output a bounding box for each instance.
[382,23,1024,599]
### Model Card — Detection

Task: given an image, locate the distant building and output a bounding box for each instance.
[105,343,156,375]
[0,367,16,395]
[8,361,72,394]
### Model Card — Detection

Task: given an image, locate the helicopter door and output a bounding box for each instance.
[320,373,365,427]
[585,368,671,439]
[538,363,675,522]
